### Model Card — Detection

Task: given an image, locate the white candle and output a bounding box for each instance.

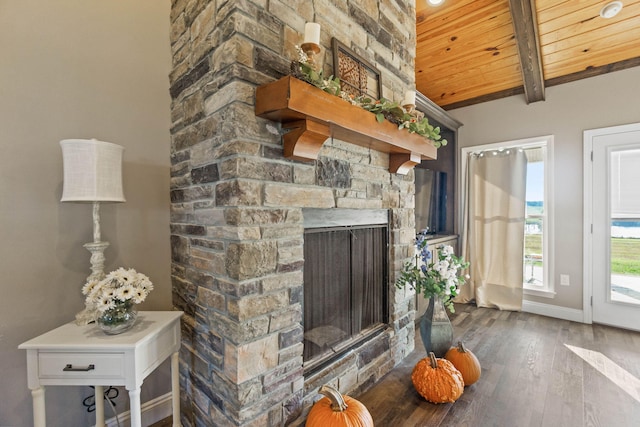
[403,90,416,106]
[304,22,321,45]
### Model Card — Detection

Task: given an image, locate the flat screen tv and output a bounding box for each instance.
[415,168,447,235]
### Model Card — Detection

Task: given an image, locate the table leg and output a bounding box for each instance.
[128,388,142,427]
[171,352,181,426]
[95,385,105,427]
[31,387,46,427]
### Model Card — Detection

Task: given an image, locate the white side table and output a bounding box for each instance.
[19,311,183,427]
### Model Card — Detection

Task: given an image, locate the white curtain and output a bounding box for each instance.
[458,149,528,310]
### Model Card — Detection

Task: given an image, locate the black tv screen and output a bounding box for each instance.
[415,168,447,235]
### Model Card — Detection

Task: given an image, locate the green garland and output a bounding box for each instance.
[357,97,445,146]
[290,57,447,148]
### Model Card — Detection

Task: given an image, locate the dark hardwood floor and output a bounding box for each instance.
[152,304,640,426]
[357,303,640,426]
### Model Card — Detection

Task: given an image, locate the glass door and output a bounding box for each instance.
[590,126,640,331]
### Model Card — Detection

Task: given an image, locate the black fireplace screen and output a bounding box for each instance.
[303,225,388,366]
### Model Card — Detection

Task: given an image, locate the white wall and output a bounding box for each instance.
[449,66,640,310]
[0,1,172,425]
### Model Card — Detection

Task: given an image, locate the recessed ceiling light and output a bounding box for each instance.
[600,1,623,19]
[427,0,445,6]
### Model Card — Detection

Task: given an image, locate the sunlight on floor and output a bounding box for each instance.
[565,344,640,403]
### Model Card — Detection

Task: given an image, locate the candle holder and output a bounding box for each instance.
[402,90,416,114]
[403,103,416,114]
[301,42,322,72]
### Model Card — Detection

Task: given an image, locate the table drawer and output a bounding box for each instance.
[38,352,125,379]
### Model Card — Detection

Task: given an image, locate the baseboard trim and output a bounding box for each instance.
[99,392,173,427]
[522,300,584,323]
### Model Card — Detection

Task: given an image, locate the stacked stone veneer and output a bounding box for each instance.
[169,1,419,425]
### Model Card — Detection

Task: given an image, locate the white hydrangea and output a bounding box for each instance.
[441,245,454,256]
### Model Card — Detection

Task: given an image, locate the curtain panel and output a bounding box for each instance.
[458,149,528,310]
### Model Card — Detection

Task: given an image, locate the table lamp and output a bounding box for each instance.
[60,138,125,324]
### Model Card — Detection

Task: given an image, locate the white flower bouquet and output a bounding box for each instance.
[82,268,153,313]
[396,230,469,312]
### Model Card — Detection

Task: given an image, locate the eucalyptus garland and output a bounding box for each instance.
[290,48,447,147]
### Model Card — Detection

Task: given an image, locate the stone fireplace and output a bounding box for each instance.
[169,1,418,425]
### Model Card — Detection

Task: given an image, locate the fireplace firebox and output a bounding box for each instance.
[302,209,389,373]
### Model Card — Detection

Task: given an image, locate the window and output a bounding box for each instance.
[460,135,554,297]
[522,142,555,297]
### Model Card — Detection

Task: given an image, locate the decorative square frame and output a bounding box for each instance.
[332,38,382,100]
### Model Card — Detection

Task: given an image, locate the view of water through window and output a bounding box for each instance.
[524,160,545,287]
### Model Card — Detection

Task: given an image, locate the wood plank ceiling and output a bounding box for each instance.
[415,0,640,110]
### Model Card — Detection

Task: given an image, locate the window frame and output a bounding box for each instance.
[459,135,555,298]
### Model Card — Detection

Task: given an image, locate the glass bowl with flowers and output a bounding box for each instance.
[82,268,153,334]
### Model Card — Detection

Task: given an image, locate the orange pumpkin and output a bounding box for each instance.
[306,384,374,427]
[412,352,464,403]
[445,341,481,386]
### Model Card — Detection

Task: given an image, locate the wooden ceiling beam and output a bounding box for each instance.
[508,0,545,103]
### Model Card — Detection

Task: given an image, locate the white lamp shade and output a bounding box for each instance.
[60,139,125,202]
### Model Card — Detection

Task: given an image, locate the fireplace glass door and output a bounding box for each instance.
[303,225,387,368]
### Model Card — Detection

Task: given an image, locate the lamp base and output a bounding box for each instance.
[84,241,109,282]
[75,306,99,326]
[75,240,110,325]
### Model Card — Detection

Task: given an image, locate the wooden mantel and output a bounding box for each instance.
[255,76,437,174]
